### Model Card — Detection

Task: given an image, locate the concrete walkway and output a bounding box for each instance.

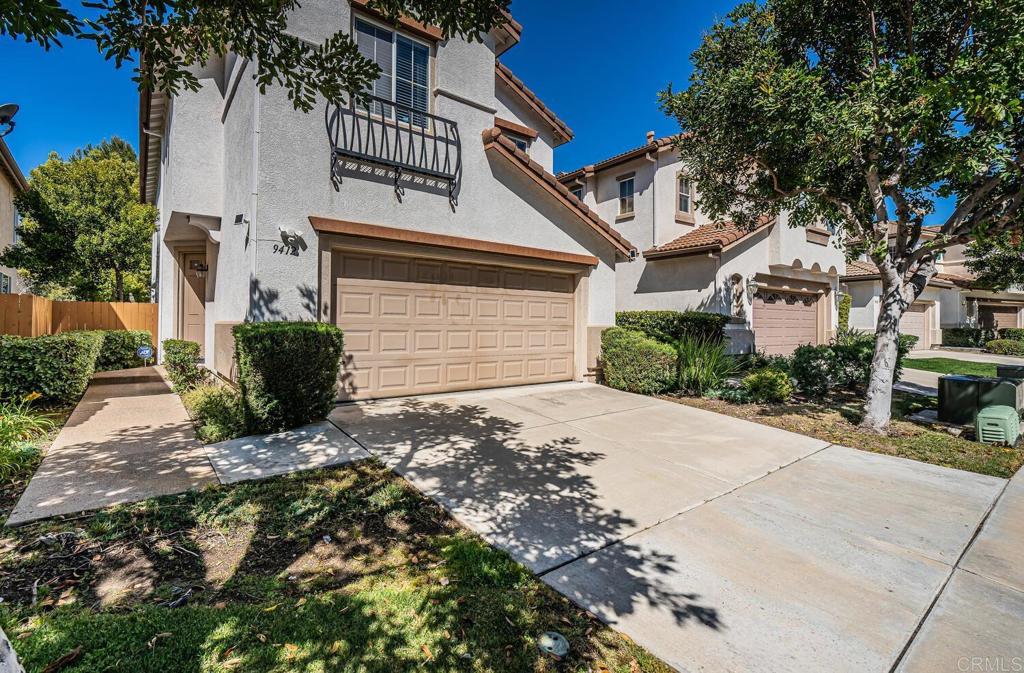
[330,382,1018,673]
[6,368,217,526]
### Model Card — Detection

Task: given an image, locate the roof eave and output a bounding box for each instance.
[0,136,28,191]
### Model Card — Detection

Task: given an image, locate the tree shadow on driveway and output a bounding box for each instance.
[332,397,724,631]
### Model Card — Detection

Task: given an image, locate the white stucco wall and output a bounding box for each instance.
[493,85,556,172]
[0,164,26,294]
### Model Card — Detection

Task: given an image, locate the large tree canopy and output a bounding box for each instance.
[0,138,156,301]
[965,232,1024,290]
[661,0,1024,431]
[2,0,511,111]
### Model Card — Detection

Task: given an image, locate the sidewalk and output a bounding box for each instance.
[6,367,217,526]
[897,468,1024,671]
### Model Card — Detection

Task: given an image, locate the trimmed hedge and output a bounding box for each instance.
[837,293,852,331]
[96,330,153,372]
[999,328,1024,342]
[615,310,729,343]
[233,321,345,433]
[601,327,677,395]
[162,339,207,392]
[986,339,1024,356]
[0,331,104,405]
[943,327,995,347]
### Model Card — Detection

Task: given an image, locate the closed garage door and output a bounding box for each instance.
[901,303,929,349]
[333,250,576,400]
[753,290,819,356]
[979,305,1020,330]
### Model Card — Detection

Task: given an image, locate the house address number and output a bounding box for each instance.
[273,243,300,256]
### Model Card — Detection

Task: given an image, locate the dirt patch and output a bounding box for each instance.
[667,393,1024,478]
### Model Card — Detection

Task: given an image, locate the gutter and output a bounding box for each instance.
[139,88,151,203]
[0,137,28,191]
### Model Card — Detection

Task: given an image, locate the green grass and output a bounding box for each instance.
[902,357,999,377]
[0,461,671,673]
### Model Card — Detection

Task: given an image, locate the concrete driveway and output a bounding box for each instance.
[330,382,1016,672]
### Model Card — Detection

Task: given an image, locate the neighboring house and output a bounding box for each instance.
[557,133,847,355]
[141,4,634,400]
[0,137,28,294]
[843,236,1024,348]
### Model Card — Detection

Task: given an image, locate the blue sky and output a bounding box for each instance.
[0,0,952,223]
[0,0,724,176]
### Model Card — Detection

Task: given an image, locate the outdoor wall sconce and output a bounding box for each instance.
[189,259,209,279]
[745,277,761,300]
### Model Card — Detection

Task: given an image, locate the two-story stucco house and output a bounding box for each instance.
[141,4,634,400]
[843,232,1024,347]
[0,137,28,294]
[558,133,847,355]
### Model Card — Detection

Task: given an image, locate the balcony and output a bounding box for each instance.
[325,93,462,204]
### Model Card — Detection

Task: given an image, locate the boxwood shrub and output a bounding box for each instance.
[96,330,153,371]
[615,310,729,343]
[791,331,918,395]
[601,327,678,395]
[0,331,104,405]
[233,321,345,433]
[162,339,207,392]
[742,368,793,403]
[998,328,1024,342]
[942,327,995,347]
[986,339,1024,356]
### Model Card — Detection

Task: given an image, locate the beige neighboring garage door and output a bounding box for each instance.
[753,289,819,356]
[333,250,576,400]
[901,303,929,349]
[980,304,1020,330]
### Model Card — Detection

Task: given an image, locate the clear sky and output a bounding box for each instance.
[0,0,952,223]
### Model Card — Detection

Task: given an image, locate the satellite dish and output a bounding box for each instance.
[0,103,19,125]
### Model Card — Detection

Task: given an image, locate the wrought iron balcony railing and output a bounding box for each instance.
[325,93,462,204]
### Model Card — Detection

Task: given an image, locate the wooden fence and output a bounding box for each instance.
[0,294,158,340]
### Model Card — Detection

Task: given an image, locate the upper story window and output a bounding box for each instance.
[618,176,635,216]
[678,176,693,214]
[570,185,583,201]
[506,132,530,153]
[12,206,20,244]
[355,18,430,122]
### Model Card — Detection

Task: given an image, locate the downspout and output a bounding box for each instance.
[644,140,657,249]
[249,57,260,321]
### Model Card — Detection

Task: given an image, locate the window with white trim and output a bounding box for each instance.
[12,206,20,244]
[570,186,583,201]
[355,18,430,124]
[0,272,10,294]
[618,177,635,215]
[678,176,693,214]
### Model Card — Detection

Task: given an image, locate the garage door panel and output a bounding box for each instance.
[754,290,819,356]
[334,251,576,400]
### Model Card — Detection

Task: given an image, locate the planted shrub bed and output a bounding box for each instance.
[986,339,1024,356]
[615,310,729,343]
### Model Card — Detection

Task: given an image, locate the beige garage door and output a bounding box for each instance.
[901,303,929,349]
[753,290,819,356]
[980,305,1020,330]
[333,250,576,400]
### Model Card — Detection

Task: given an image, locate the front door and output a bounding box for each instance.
[180,252,207,357]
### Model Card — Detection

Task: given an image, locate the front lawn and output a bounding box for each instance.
[669,392,1024,478]
[902,357,999,377]
[0,461,670,673]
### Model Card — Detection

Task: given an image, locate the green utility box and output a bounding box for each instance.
[996,365,1024,379]
[939,375,1024,425]
[976,405,1021,445]
[939,375,980,425]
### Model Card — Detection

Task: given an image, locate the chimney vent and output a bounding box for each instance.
[646,131,655,144]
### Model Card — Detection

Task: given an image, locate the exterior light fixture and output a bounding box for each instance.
[0,103,19,137]
[745,277,760,299]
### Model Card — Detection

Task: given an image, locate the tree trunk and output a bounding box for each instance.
[860,275,909,433]
[114,268,124,302]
